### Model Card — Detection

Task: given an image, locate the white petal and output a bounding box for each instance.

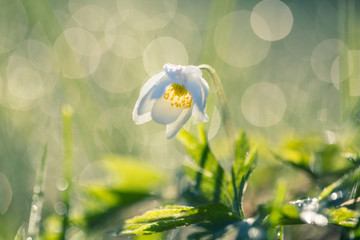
[132,88,156,124]
[192,103,208,122]
[163,64,183,80]
[151,77,173,99]
[185,75,209,112]
[138,72,165,99]
[132,72,165,124]
[166,108,192,138]
[183,65,202,77]
[151,97,183,125]
[133,111,152,125]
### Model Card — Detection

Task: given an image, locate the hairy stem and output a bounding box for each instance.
[198,64,235,140]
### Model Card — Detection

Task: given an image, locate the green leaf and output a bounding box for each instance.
[177,129,233,209]
[76,188,151,228]
[234,131,250,166]
[73,155,166,229]
[121,203,239,235]
[231,131,257,218]
[319,165,360,201]
[268,180,288,225]
[272,139,315,178]
[101,155,167,191]
[134,233,166,240]
[343,151,360,165]
[281,204,300,219]
[273,135,353,179]
[325,207,359,227]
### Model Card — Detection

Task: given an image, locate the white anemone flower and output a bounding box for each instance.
[133,64,209,138]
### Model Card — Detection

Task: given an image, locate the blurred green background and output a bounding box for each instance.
[0,0,359,239]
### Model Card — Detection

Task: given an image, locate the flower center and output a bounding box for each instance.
[163,84,192,109]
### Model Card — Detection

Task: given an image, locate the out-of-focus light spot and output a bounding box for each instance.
[151,139,182,169]
[68,0,116,15]
[110,34,143,59]
[26,39,60,74]
[5,41,58,99]
[0,0,28,54]
[40,88,80,117]
[348,50,360,96]
[54,201,67,215]
[330,192,338,201]
[324,130,336,144]
[7,56,44,100]
[317,108,327,122]
[143,37,188,75]
[56,178,69,191]
[105,13,149,59]
[133,121,167,145]
[332,47,353,90]
[248,227,262,239]
[0,173,12,214]
[251,0,293,41]
[79,160,113,186]
[2,91,32,110]
[172,0,219,30]
[54,30,101,78]
[91,51,144,92]
[64,28,102,56]
[279,83,308,117]
[66,7,111,54]
[117,0,177,31]
[241,82,286,127]
[65,226,85,240]
[214,11,271,68]
[8,67,43,100]
[208,106,221,140]
[330,52,355,91]
[71,5,110,32]
[158,13,202,63]
[311,39,348,83]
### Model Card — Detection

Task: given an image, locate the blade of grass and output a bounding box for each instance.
[60,105,74,239]
[27,145,48,240]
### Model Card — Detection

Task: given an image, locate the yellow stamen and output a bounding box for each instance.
[163,84,193,109]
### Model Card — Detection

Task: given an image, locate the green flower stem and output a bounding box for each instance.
[198,64,235,140]
[60,105,74,238]
[27,145,48,240]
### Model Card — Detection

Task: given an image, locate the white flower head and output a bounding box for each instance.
[133,64,209,138]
